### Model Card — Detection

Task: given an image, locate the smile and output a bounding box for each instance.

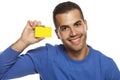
[68,36,81,45]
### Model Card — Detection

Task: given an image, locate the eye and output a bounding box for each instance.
[75,22,82,27]
[60,26,69,31]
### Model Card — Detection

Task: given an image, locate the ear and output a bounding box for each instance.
[55,29,60,39]
[84,20,88,30]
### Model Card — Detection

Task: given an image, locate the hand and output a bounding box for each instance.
[20,20,45,45]
[12,20,45,52]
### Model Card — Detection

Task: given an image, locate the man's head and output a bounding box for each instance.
[53,1,84,29]
[53,1,88,53]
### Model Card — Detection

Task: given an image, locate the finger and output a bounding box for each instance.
[35,37,45,41]
[35,21,45,27]
[33,20,39,27]
[27,20,35,30]
[28,20,33,27]
[38,24,45,27]
[37,21,41,26]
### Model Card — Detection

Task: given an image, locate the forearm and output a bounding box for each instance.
[12,38,30,52]
[0,20,44,79]
[0,47,36,79]
[0,45,21,78]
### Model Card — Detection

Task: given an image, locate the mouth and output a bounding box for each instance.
[68,35,82,45]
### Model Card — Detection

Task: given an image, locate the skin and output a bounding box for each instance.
[12,9,89,60]
[12,20,45,51]
[55,9,89,60]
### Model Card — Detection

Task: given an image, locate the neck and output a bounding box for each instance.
[66,45,89,60]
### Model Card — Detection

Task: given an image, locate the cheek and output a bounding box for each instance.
[77,27,87,34]
[58,32,69,40]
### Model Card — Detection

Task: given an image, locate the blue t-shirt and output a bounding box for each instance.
[0,44,120,80]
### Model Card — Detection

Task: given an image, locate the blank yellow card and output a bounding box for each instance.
[35,26,52,38]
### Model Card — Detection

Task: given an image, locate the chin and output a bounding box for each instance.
[72,46,82,52]
[66,43,83,52]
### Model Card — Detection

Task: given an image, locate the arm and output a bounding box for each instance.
[0,47,37,79]
[12,20,44,52]
[0,20,44,79]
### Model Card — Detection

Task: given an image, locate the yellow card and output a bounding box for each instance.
[35,26,52,38]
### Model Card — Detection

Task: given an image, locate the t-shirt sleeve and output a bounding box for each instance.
[0,46,38,79]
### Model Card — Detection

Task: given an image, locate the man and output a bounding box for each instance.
[0,1,120,80]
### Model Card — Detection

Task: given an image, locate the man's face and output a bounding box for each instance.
[55,9,88,52]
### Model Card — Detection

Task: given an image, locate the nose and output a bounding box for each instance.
[70,27,76,36]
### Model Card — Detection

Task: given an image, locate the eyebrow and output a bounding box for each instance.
[73,20,82,26]
[60,25,69,28]
[58,20,83,29]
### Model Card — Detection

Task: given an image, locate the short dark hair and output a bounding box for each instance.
[53,1,84,29]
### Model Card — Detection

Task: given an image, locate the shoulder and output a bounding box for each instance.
[24,44,64,63]
[88,45,112,61]
[88,45,118,69]
[89,45,120,78]
[27,43,64,57]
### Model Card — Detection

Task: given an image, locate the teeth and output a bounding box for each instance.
[71,38,79,42]
[69,36,80,41]
[70,38,80,45]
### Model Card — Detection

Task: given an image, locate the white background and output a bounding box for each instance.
[0,0,120,80]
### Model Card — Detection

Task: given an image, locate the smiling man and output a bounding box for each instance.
[55,9,88,60]
[0,1,120,80]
